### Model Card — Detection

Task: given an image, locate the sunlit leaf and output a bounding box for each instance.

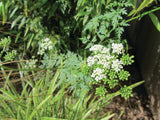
[149,13,160,31]
[24,0,28,17]
[11,15,23,29]
[133,0,154,16]
[2,1,7,25]
[10,6,19,18]
[18,17,26,30]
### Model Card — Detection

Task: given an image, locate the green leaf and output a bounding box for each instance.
[100,113,115,120]
[18,17,26,30]
[47,67,62,95]
[0,88,17,100]
[128,80,144,89]
[77,0,83,9]
[0,88,26,108]
[149,13,160,31]
[33,87,41,120]
[27,33,34,49]
[107,0,112,5]
[15,32,22,43]
[76,11,91,18]
[2,0,7,25]
[11,15,23,29]
[28,95,52,120]
[24,0,28,16]
[42,117,67,120]
[130,0,137,7]
[26,94,32,120]
[0,101,15,118]
[48,2,58,19]
[24,24,30,36]
[128,9,136,16]
[10,6,19,18]
[133,0,154,16]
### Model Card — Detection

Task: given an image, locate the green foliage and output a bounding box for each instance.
[120,85,133,100]
[108,70,117,80]
[118,70,130,81]
[121,54,134,65]
[59,51,92,97]
[107,79,119,89]
[0,36,11,48]
[80,0,132,48]
[4,50,17,61]
[0,37,17,61]
[0,63,116,120]
[129,0,160,32]
[0,0,148,119]
[130,0,154,16]
[149,13,160,31]
[95,86,108,97]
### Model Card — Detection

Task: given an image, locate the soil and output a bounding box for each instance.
[107,93,153,120]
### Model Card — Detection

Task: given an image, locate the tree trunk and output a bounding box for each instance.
[127,11,160,120]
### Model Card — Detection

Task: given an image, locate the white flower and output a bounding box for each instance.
[40,43,45,48]
[48,45,53,50]
[103,61,110,69]
[91,67,106,81]
[111,59,123,72]
[44,38,50,42]
[106,55,114,60]
[37,49,45,55]
[89,44,103,53]
[87,56,97,66]
[112,43,123,54]
[25,57,38,69]
[38,37,53,55]
[94,54,102,59]
[95,74,106,81]
[101,47,110,54]
[44,44,48,50]
[97,58,106,65]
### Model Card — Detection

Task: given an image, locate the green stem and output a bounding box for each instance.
[126,6,160,23]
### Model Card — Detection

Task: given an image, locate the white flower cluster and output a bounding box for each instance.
[89,44,103,53]
[87,56,97,66]
[91,67,106,81]
[38,38,53,55]
[24,56,38,69]
[111,43,123,55]
[111,59,123,72]
[89,44,110,54]
[87,43,124,81]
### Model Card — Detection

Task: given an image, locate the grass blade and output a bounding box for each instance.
[28,95,52,120]
[0,101,15,118]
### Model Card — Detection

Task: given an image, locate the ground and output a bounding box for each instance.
[108,94,153,120]
[108,61,154,120]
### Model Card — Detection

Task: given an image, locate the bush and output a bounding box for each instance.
[0,0,148,119]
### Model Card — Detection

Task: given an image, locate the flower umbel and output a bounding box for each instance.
[87,43,134,99]
[24,56,38,69]
[38,37,53,55]
[111,59,123,72]
[111,43,123,55]
[89,44,103,53]
[91,67,106,81]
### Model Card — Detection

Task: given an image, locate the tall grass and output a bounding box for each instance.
[0,62,144,119]
[0,61,119,120]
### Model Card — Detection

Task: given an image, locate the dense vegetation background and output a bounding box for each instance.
[0,0,160,119]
